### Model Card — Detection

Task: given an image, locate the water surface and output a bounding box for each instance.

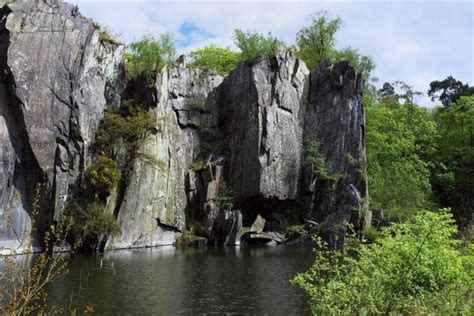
[46,245,314,315]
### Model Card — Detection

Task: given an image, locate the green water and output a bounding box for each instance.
[46,245,314,315]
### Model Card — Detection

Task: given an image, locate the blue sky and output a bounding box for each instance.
[70,0,473,107]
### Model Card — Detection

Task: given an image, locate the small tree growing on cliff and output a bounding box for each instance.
[125,33,176,79]
[188,45,242,74]
[233,29,285,61]
[295,11,342,70]
[303,136,339,181]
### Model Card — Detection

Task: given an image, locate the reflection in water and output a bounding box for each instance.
[46,245,314,315]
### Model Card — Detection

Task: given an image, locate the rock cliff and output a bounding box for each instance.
[0,0,123,252]
[0,0,368,252]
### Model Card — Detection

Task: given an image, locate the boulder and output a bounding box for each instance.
[250,214,266,233]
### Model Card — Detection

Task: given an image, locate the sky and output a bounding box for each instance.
[69,0,473,107]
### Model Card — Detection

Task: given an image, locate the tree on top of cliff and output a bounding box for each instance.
[125,33,176,79]
[295,11,375,85]
[295,11,342,70]
[428,76,474,107]
[188,45,241,74]
[233,29,285,61]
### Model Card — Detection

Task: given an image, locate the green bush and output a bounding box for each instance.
[196,122,216,138]
[366,102,438,219]
[233,29,284,61]
[303,136,341,181]
[189,159,206,172]
[86,153,121,195]
[291,210,474,314]
[125,33,175,79]
[361,226,380,242]
[188,45,241,74]
[217,183,234,210]
[63,201,119,249]
[98,30,122,46]
[190,99,207,113]
[94,100,155,163]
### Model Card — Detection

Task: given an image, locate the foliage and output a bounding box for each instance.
[189,159,206,172]
[62,201,118,249]
[233,29,284,61]
[292,210,474,315]
[295,11,342,70]
[94,100,156,164]
[175,225,206,248]
[0,187,68,315]
[431,96,474,225]
[303,136,340,181]
[333,46,376,83]
[285,225,306,239]
[190,99,207,113]
[196,122,216,139]
[428,75,474,107]
[86,153,121,196]
[188,45,241,74]
[217,183,234,210]
[125,33,175,79]
[362,226,380,243]
[98,30,122,46]
[295,11,376,99]
[365,102,438,218]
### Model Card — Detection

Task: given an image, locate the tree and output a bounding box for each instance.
[332,46,376,82]
[295,12,376,101]
[378,81,423,106]
[125,33,176,79]
[295,11,342,70]
[428,76,474,107]
[233,29,284,61]
[188,45,242,73]
[365,101,439,219]
[432,96,474,225]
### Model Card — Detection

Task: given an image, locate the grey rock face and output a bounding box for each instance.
[0,1,368,252]
[218,53,309,201]
[0,0,123,253]
[302,60,369,248]
[250,214,266,233]
[107,61,224,249]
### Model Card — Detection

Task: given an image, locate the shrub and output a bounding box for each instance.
[233,29,284,61]
[190,159,206,171]
[190,99,207,113]
[291,210,474,314]
[303,136,340,181]
[361,226,380,242]
[196,122,216,138]
[125,33,175,79]
[94,100,155,163]
[86,153,121,195]
[188,45,241,74]
[63,201,118,249]
[98,30,122,46]
[217,183,234,210]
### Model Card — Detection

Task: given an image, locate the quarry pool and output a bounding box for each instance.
[46,245,314,315]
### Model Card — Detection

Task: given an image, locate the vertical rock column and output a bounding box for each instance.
[0,0,123,253]
[217,52,309,222]
[302,60,369,248]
